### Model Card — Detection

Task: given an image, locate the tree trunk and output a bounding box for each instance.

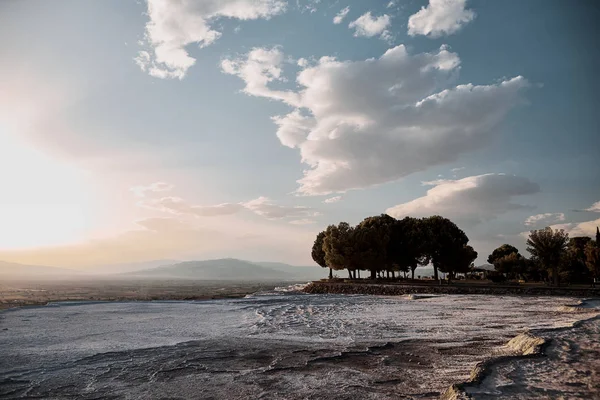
[329,268,333,280]
[553,266,559,286]
[433,265,439,281]
[403,271,407,279]
[348,270,352,279]
[391,271,395,279]
[370,269,376,279]
[411,268,415,280]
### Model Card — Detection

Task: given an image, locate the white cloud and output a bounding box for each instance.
[139,194,318,221]
[408,0,475,38]
[136,0,287,79]
[333,6,350,24]
[221,47,301,105]
[386,173,540,226]
[451,167,465,173]
[130,181,174,197]
[242,196,319,219]
[222,45,529,195]
[387,1,396,8]
[549,218,600,238]
[585,201,600,212]
[297,58,309,67]
[289,218,317,225]
[349,12,392,41]
[323,196,342,204]
[139,196,244,216]
[524,213,565,227]
[297,0,321,13]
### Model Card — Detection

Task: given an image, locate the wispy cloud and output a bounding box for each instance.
[524,213,565,227]
[130,182,174,198]
[137,191,319,221]
[333,6,350,24]
[323,196,342,204]
[586,201,600,212]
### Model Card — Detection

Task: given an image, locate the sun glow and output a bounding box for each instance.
[0,126,94,249]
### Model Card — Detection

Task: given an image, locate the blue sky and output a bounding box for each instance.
[0,0,598,268]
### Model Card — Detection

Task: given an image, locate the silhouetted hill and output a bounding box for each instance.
[86,259,181,275]
[253,261,324,279]
[125,258,322,281]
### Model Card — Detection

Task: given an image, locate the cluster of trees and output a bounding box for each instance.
[311,215,477,281]
[488,227,600,286]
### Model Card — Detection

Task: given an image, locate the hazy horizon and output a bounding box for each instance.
[1,0,599,271]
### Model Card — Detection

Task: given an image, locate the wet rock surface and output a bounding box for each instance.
[0,292,596,399]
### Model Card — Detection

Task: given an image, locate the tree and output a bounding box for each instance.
[493,252,528,279]
[526,227,569,286]
[354,214,396,279]
[311,231,330,279]
[323,222,355,279]
[585,240,600,286]
[422,216,469,280]
[444,245,478,280]
[561,237,592,284]
[388,217,429,280]
[488,244,520,265]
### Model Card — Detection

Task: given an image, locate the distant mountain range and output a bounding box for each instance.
[123,258,324,281]
[0,258,324,281]
[0,258,498,281]
[88,259,181,275]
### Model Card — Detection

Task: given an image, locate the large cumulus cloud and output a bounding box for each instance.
[222,45,529,195]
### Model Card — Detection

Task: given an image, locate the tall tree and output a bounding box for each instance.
[323,223,355,279]
[388,217,429,280]
[596,227,600,245]
[311,231,330,279]
[422,216,469,280]
[561,237,592,284]
[585,240,600,286]
[442,244,478,280]
[526,227,569,286]
[355,214,396,279]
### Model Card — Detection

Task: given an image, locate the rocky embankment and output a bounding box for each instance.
[303,281,600,297]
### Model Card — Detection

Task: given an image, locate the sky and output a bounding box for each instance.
[0,0,599,269]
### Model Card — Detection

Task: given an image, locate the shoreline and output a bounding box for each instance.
[0,280,298,312]
[0,293,252,312]
[302,281,600,297]
[443,300,600,399]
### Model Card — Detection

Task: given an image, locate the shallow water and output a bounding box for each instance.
[0,291,596,399]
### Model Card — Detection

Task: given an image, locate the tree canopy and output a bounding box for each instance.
[526,227,569,286]
[312,214,598,288]
[313,214,472,281]
[488,244,520,265]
